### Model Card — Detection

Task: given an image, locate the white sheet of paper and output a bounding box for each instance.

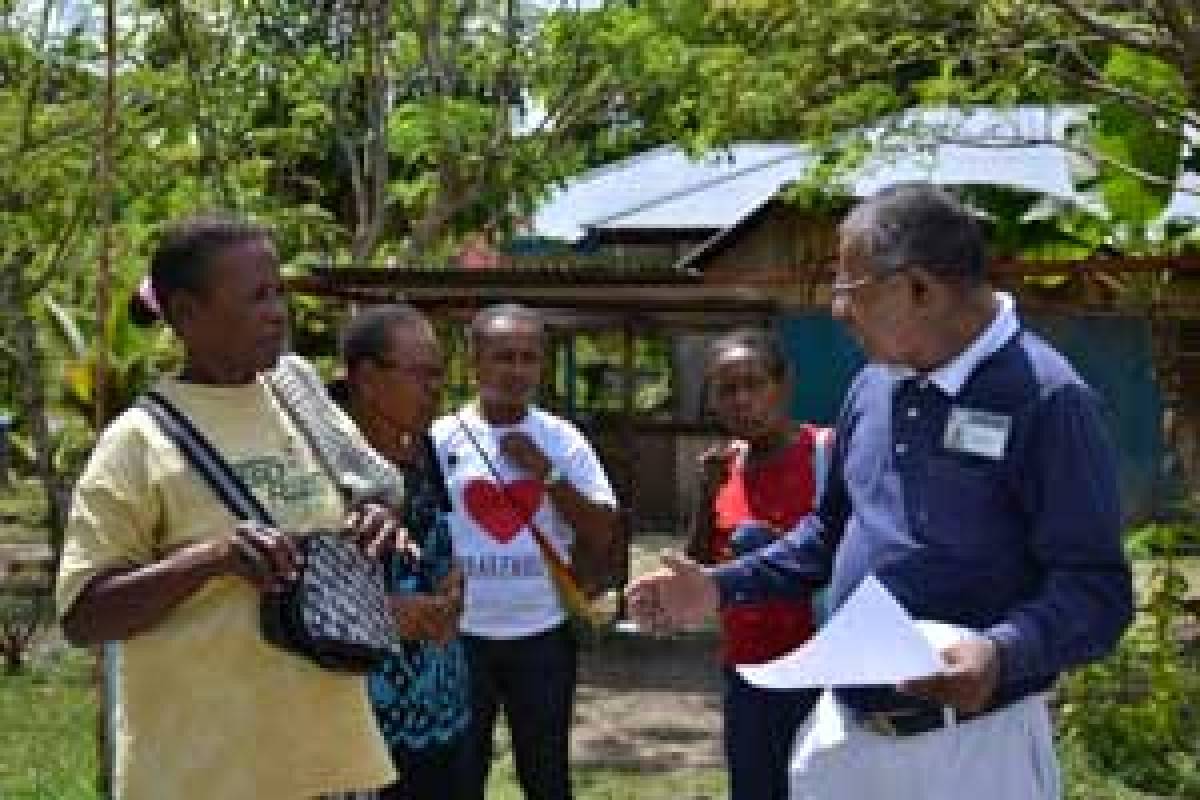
[737,574,945,689]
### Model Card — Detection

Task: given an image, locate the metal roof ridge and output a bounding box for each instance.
[556,143,684,187]
[583,146,808,230]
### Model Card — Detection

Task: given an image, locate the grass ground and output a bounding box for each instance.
[0,649,97,800]
[0,649,727,800]
[0,646,1164,800]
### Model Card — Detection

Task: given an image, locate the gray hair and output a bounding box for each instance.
[839,183,985,283]
[469,303,544,349]
[339,303,430,370]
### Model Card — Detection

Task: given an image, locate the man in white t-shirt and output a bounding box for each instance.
[432,304,619,800]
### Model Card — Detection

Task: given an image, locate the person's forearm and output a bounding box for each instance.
[989,384,1135,683]
[683,477,718,565]
[683,511,714,565]
[62,539,232,646]
[546,480,619,549]
[985,563,1133,684]
[710,513,834,606]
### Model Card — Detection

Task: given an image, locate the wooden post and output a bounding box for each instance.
[94,1,117,793]
[96,0,116,429]
[565,332,578,417]
[617,319,637,617]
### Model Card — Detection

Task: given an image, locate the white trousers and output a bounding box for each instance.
[789,691,1060,800]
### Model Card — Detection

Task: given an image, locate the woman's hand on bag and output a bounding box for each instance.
[390,594,457,643]
[345,501,420,561]
[222,522,302,593]
[435,566,465,623]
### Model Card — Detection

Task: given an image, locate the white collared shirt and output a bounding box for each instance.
[886,292,1019,395]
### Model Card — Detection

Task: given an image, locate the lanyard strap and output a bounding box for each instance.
[454,413,581,587]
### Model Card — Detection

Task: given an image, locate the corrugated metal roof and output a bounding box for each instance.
[852,107,1093,206]
[1165,171,1200,222]
[1162,126,1200,223]
[590,149,811,232]
[532,143,805,241]
[533,106,1200,240]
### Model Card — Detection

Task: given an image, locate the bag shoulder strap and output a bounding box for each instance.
[266,354,404,508]
[138,390,274,526]
[454,413,541,521]
[453,413,579,578]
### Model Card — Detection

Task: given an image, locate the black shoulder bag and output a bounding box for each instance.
[139,390,401,673]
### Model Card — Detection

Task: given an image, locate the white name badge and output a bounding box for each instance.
[943,406,1011,460]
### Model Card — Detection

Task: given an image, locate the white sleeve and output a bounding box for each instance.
[555,420,617,508]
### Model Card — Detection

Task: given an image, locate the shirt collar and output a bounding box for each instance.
[886,291,1019,396]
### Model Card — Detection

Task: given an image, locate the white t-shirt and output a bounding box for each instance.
[432,405,617,639]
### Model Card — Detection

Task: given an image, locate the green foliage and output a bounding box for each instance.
[550,333,673,417]
[1058,523,1200,797]
[1059,736,1163,800]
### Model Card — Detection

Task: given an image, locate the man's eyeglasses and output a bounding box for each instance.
[829,266,908,297]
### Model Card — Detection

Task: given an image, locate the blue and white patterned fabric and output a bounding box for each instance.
[368,437,470,750]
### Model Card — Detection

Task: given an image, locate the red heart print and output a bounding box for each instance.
[462,478,545,544]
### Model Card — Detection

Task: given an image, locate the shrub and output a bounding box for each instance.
[1057,522,1200,796]
[0,587,51,675]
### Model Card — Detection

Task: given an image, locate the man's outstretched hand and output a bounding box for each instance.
[625,551,719,632]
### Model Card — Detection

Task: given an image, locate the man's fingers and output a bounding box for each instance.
[624,568,680,633]
[659,550,693,571]
[898,674,944,699]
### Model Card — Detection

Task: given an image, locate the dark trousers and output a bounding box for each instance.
[456,624,577,800]
[378,734,466,800]
[722,667,819,800]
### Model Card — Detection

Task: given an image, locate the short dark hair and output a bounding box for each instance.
[130,214,270,327]
[339,303,430,371]
[839,183,985,284]
[469,303,544,350]
[705,328,790,384]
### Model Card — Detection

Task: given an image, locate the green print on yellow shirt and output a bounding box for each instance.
[236,455,329,520]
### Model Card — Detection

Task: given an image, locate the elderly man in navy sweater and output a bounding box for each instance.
[627,183,1133,799]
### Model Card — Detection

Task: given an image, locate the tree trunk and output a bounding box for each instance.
[3,647,23,675]
[6,265,68,566]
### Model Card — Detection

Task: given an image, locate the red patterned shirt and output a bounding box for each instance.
[712,426,829,665]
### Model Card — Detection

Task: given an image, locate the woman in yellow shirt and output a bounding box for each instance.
[57,215,405,799]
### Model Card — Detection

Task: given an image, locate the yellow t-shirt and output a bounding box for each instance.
[56,376,396,800]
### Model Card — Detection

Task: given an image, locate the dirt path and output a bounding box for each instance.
[575,629,724,771]
[567,533,725,771]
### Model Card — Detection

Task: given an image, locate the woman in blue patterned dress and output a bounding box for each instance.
[334,304,470,800]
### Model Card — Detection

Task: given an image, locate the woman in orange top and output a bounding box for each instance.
[685,329,829,800]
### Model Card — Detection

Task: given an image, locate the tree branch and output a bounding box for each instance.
[1045,0,1176,57]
